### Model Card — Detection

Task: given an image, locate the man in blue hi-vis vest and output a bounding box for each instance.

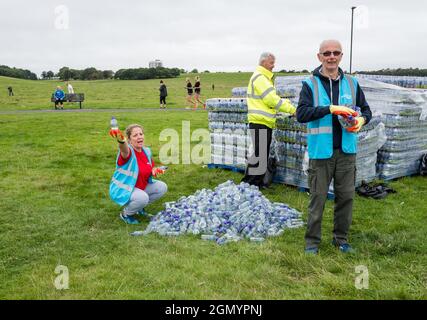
[297,40,372,255]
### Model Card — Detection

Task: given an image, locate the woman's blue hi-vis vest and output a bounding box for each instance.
[109,145,153,206]
[303,75,358,159]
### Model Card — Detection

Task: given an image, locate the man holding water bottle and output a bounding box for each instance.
[296,40,372,254]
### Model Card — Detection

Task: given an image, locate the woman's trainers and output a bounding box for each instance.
[119,213,140,225]
[136,209,146,217]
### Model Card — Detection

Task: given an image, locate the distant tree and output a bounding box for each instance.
[190,68,198,73]
[58,67,72,80]
[46,71,54,79]
[41,71,48,79]
[102,70,114,79]
[203,70,210,73]
[81,67,100,80]
[302,69,309,73]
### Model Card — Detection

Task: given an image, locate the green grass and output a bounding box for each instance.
[0,72,306,111]
[0,73,255,111]
[0,109,426,299]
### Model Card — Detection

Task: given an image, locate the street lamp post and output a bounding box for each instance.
[350,6,357,74]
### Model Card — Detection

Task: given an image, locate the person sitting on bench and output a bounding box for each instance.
[54,86,65,110]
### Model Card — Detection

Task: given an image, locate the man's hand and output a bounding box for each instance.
[109,128,126,143]
[152,167,166,177]
[288,105,297,115]
[330,105,358,117]
[347,116,365,133]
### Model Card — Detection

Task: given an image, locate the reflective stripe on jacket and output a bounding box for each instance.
[247,66,296,129]
[109,145,153,206]
[304,74,358,159]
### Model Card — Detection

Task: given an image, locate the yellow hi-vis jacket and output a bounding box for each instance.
[247,66,296,128]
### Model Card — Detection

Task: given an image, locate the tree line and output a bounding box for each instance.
[39,66,183,81]
[0,65,37,80]
[43,67,115,80]
[114,67,182,80]
[358,68,427,77]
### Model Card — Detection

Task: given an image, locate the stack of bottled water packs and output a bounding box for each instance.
[357,78,427,180]
[207,98,251,169]
[356,74,427,88]
[135,180,304,244]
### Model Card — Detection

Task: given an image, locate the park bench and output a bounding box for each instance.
[51,93,85,109]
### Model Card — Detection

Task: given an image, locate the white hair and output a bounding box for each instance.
[259,52,275,65]
[319,40,342,52]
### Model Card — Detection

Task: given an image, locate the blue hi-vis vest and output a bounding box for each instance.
[109,145,153,206]
[303,75,358,159]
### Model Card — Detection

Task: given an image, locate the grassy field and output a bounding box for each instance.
[0,104,426,299]
[0,73,258,111]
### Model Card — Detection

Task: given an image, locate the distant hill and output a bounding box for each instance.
[0,65,37,80]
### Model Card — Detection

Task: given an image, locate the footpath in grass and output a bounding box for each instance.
[0,110,426,299]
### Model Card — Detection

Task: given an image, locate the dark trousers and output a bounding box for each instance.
[305,149,356,248]
[241,123,272,187]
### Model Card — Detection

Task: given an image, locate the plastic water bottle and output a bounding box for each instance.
[130,231,145,236]
[110,116,118,130]
[338,106,361,129]
[249,237,265,242]
[201,234,217,241]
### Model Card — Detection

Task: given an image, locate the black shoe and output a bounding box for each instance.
[259,183,271,190]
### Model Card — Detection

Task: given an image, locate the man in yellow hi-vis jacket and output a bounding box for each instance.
[242,52,297,188]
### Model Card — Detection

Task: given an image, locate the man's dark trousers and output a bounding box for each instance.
[305,149,356,248]
[242,123,272,187]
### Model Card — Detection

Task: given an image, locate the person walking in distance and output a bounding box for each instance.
[159,80,168,109]
[193,76,206,110]
[185,78,194,109]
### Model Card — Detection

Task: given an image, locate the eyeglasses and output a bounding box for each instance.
[320,51,342,57]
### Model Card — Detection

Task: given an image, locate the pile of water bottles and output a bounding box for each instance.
[207,98,252,168]
[356,118,387,184]
[376,105,427,180]
[208,76,427,189]
[356,78,427,180]
[271,114,385,189]
[134,180,304,244]
[357,74,427,88]
[272,116,310,189]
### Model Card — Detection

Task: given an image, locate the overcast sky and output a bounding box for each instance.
[1,0,426,76]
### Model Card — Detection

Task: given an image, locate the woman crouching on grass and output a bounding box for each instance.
[109,124,167,224]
